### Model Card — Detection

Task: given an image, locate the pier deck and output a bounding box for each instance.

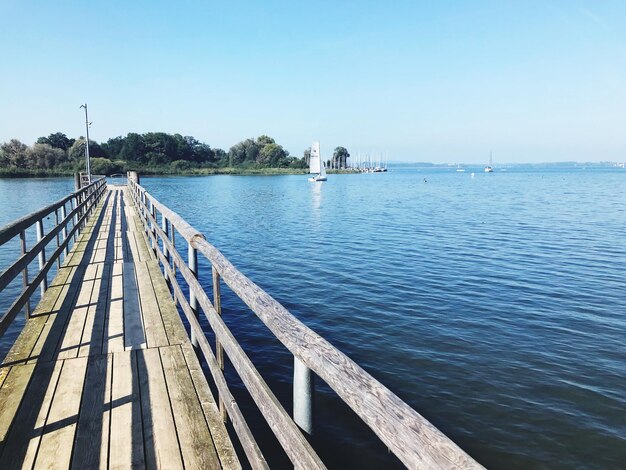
[0,187,238,469]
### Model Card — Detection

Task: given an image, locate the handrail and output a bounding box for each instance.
[0,177,105,246]
[0,177,107,337]
[128,177,482,469]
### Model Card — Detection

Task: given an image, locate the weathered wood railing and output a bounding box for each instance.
[128,175,482,469]
[0,177,107,337]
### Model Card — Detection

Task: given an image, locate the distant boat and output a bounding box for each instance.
[484,152,494,173]
[308,141,327,182]
[456,164,465,172]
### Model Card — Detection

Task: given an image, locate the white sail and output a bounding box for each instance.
[320,160,327,178]
[309,141,321,174]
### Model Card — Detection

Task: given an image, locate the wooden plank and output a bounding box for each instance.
[109,350,144,469]
[135,261,168,348]
[133,229,153,262]
[123,262,146,350]
[180,342,241,469]
[104,262,124,353]
[127,193,155,262]
[137,347,183,469]
[0,364,36,458]
[115,190,124,262]
[31,264,87,364]
[146,261,187,345]
[160,345,220,469]
[0,361,61,469]
[61,194,109,268]
[78,263,109,357]
[34,356,89,470]
[125,230,141,262]
[56,264,97,360]
[0,365,10,390]
[71,354,111,469]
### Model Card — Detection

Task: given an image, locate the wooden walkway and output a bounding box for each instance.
[0,187,239,469]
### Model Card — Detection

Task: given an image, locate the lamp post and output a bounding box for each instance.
[80,104,91,183]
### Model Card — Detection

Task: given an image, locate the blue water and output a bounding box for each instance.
[1,168,625,468]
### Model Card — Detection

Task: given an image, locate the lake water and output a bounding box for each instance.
[1,168,625,468]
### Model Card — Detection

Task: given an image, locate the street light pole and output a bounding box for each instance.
[80,103,91,183]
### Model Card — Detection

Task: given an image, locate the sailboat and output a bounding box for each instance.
[484,152,494,173]
[308,141,327,182]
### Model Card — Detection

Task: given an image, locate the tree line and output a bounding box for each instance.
[0,132,320,175]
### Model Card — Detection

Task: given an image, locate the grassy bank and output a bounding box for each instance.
[0,165,363,178]
[0,166,312,178]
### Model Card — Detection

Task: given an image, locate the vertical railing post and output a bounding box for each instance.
[76,192,82,227]
[54,208,61,269]
[151,204,157,254]
[171,227,177,301]
[61,203,69,257]
[188,241,199,348]
[77,193,83,233]
[212,267,227,422]
[71,197,78,241]
[162,216,170,289]
[19,230,31,318]
[36,219,47,295]
[294,357,314,435]
[146,198,152,247]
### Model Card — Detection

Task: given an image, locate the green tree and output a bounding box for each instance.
[68,138,86,163]
[258,143,288,166]
[214,148,227,166]
[333,146,350,169]
[102,136,125,160]
[228,138,259,165]
[256,135,275,146]
[119,133,146,163]
[29,143,65,169]
[303,148,311,165]
[91,158,122,175]
[36,132,74,151]
[171,159,192,171]
[0,139,29,167]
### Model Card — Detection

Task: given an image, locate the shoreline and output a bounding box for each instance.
[0,167,363,178]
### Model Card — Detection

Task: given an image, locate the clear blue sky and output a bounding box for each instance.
[1,0,625,163]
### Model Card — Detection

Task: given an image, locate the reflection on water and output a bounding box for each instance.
[309,180,322,222]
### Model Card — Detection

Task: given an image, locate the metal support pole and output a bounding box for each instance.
[212,267,227,422]
[294,357,314,435]
[20,230,31,317]
[80,103,91,183]
[36,219,47,295]
[188,242,199,348]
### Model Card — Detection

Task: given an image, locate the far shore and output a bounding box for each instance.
[0,167,362,178]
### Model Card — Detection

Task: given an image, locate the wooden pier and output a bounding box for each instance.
[0,175,483,469]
